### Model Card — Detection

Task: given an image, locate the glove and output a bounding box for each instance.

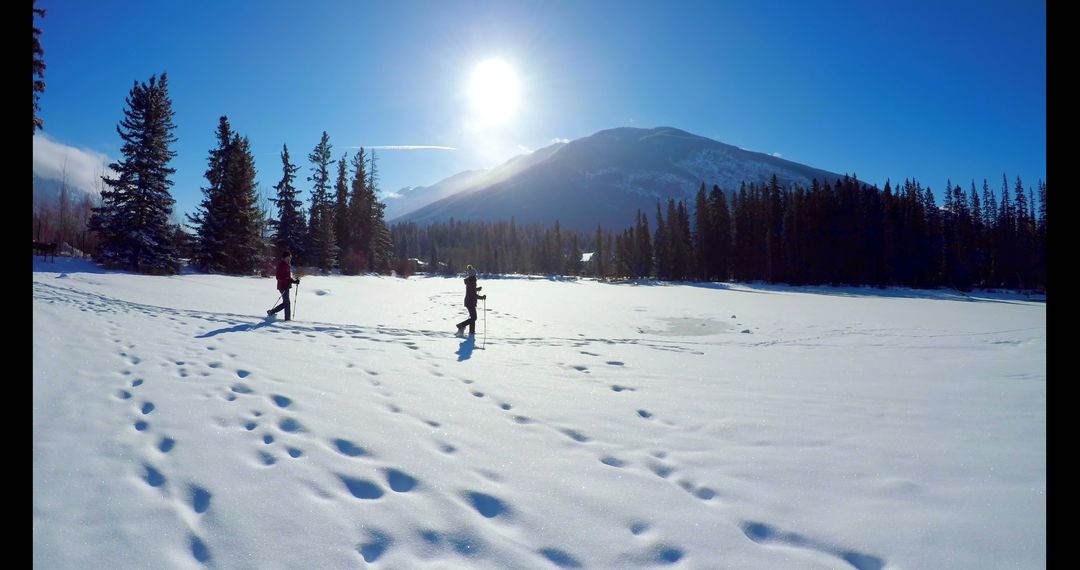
[477,286,483,291]
[479,295,487,300]
[293,278,300,284]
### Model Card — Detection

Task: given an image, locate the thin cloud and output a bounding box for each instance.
[551,138,570,144]
[771,152,783,158]
[517,144,534,154]
[342,145,456,151]
[33,133,115,196]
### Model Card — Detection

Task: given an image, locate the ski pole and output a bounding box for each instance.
[293,280,299,319]
[483,297,487,348]
[269,291,284,312]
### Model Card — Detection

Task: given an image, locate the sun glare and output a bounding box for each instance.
[469,59,520,124]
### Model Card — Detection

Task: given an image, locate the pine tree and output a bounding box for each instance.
[673,200,692,281]
[568,234,583,276]
[364,149,393,272]
[269,144,306,260]
[653,202,668,279]
[33,0,46,134]
[637,210,653,278]
[334,152,350,261]
[782,185,801,285]
[981,179,997,286]
[594,225,605,277]
[765,174,784,282]
[346,147,369,263]
[555,221,565,275]
[188,118,263,274]
[862,183,887,287]
[732,184,749,281]
[1038,179,1046,231]
[605,232,614,279]
[923,185,943,287]
[710,185,731,282]
[188,117,233,271]
[1037,179,1046,292]
[371,219,394,273]
[693,183,712,280]
[88,73,179,273]
[221,134,263,273]
[306,131,337,271]
[1013,176,1031,289]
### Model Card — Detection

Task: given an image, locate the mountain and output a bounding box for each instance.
[33,173,98,205]
[391,126,849,231]
[382,142,566,221]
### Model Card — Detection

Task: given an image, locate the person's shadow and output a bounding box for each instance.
[455,335,476,361]
[196,318,274,338]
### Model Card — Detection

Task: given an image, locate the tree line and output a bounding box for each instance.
[392,174,1046,292]
[57,72,392,275]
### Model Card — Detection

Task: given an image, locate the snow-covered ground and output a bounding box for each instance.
[33,258,1045,569]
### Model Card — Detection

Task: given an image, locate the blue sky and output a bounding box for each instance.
[34,0,1045,220]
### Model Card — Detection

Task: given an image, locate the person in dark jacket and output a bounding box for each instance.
[455,265,486,336]
[267,251,300,321]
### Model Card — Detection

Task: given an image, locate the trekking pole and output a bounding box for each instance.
[269,291,284,312]
[293,280,299,319]
[483,297,487,349]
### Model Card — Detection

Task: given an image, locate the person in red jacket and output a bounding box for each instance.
[267,251,300,321]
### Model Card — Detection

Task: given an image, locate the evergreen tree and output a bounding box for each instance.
[568,234,583,276]
[306,131,337,271]
[552,220,563,275]
[221,134,263,273]
[968,181,984,286]
[710,185,731,282]
[637,210,653,278]
[346,147,370,260]
[1013,176,1031,288]
[188,117,232,271]
[673,200,692,280]
[782,185,802,284]
[981,179,997,286]
[732,184,750,281]
[653,202,668,279]
[364,149,393,272]
[862,183,886,287]
[605,232,614,279]
[188,118,263,273]
[33,0,46,134]
[594,225,605,277]
[693,183,712,280]
[921,184,942,287]
[88,73,180,273]
[1037,179,1046,292]
[269,144,306,260]
[334,152,350,261]
[765,174,784,282]
[371,219,394,273]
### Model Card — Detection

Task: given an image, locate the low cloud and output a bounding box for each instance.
[33,133,114,196]
[771,152,783,158]
[551,138,570,144]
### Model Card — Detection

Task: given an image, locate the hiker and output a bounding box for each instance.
[267,250,300,321]
[455,265,486,336]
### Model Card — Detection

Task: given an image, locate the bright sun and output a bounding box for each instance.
[469,59,520,123]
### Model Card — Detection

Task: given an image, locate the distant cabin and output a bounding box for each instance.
[405,258,428,273]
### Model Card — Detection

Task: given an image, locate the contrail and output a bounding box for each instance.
[342,145,456,151]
